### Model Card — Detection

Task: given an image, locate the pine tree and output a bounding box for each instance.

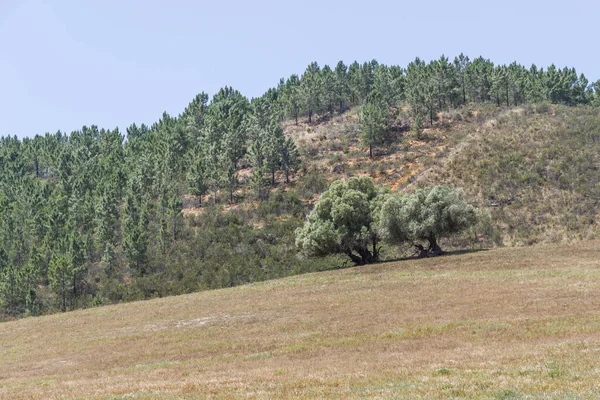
[166,191,183,241]
[186,148,208,206]
[490,66,509,108]
[48,255,74,312]
[282,75,302,125]
[0,263,25,316]
[264,122,284,185]
[301,62,322,123]
[359,92,388,158]
[123,191,149,276]
[406,58,428,127]
[453,53,471,105]
[281,137,300,183]
[373,65,395,106]
[334,61,349,112]
[320,65,336,115]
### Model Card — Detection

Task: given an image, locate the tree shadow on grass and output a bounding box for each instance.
[380,248,491,264]
[332,248,491,270]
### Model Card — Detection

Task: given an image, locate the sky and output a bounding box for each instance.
[1,0,599,138]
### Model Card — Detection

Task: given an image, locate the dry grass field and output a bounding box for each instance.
[2,241,600,399]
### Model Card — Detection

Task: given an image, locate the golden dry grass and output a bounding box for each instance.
[2,241,600,399]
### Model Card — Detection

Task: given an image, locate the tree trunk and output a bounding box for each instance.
[347,247,376,265]
[372,238,379,262]
[415,244,429,258]
[369,144,373,158]
[62,280,66,312]
[173,215,177,241]
[308,109,312,124]
[271,168,275,185]
[295,115,298,126]
[346,251,363,265]
[427,235,443,256]
[285,169,289,183]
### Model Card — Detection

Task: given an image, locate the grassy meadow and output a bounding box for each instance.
[2,240,600,399]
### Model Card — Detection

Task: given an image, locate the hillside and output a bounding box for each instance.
[1,241,600,399]
[1,54,599,318]
[285,103,600,247]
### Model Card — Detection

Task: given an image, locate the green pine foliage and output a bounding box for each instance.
[0,53,598,318]
[358,91,388,158]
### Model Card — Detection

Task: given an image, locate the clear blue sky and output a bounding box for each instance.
[1,0,598,138]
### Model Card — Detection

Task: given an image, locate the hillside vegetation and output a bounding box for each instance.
[288,103,600,246]
[1,241,600,399]
[1,54,600,317]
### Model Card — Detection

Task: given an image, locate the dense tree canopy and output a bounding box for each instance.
[379,187,477,257]
[295,177,388,265]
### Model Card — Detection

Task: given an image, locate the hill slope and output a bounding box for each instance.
[2,241,600,399]
[286,104,600,248]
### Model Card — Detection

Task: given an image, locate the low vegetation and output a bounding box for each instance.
[1,241,600,398]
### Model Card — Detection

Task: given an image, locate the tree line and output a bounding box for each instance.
[0,87,301,317]
[1,53,598,317]
[271,55,598,125]
[268,55,599,157]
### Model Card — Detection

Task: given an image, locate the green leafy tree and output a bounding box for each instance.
[591,80,600,107]
[334,61,349,112]
[281,137,300,183]
[467,57,494,103]
[0,263,26,316]
[123,192,149,275]
[295,177,388,265]
[182,92,209,144]
[406,58,428,126]
[301,62,322,123]
[166,191,184,241]
[186,148,208,206]
[490,65,509,108]
[373,64,395,106]
[48,255,75,312]
[264,121,285,185]
[320,65,336,114]
[431,55,454,110]
[453,53,471,105]
[358,91,388,158]
[248,136,270,200]
[282,74,302,125]
[379,186,476,257]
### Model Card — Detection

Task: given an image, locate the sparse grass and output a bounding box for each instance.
[2,241,600,398]
[409,105,600,246]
